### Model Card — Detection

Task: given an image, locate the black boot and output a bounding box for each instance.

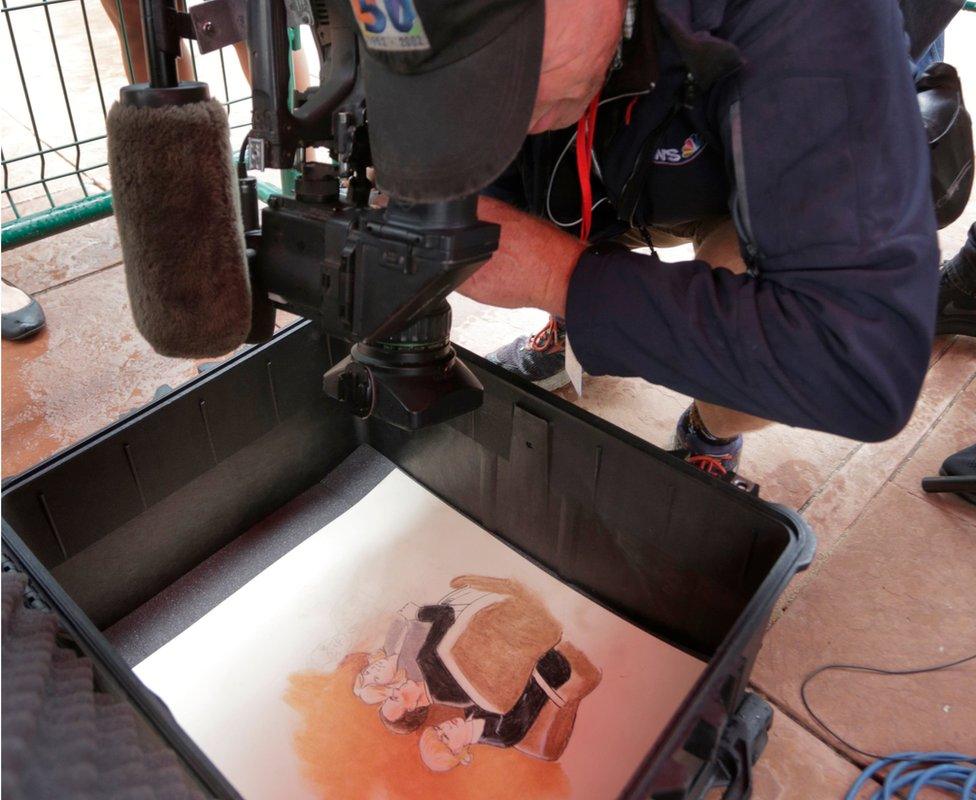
[936,223,976,337]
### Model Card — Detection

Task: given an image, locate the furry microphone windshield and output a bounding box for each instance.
[107,98,252,358]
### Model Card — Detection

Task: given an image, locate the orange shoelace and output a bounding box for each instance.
[687,453,734,477]
[575,93,601,243]
[528,317,564,352]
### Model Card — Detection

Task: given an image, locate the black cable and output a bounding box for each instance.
[800,652,976,760]
[237,131,250,179]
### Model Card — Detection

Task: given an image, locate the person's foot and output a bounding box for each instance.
[671,403,744,478]
[939,443,976,505]
[1,280,45,341]
[935,247,976,337]
[486,317,570,391]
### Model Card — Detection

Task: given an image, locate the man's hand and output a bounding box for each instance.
[458,196,585,319]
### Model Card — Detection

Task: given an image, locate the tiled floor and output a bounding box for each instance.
[2,6,975,800]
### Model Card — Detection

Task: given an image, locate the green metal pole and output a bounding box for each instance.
[1,191,113,250]
[255,180,280,204]
[2,182,279,250]
[279,27,301,198]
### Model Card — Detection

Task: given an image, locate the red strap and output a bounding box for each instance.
[624,95,639,125]
[575,93,601,243]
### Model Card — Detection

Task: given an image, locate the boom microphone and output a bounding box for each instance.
[107,82,256,358]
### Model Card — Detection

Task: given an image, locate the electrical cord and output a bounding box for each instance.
[237,131,251,178]
[545,90,649,228]
[844,752,975,800]
[800,653,976,799]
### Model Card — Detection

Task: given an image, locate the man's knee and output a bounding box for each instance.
[694,218,747,275]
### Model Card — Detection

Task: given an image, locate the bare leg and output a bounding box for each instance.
[100,0,147,83]
[691,221,773,439]
[101,0,194,83]
[233,41,251,84]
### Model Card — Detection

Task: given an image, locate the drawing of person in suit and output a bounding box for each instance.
[352,575,601,750]
[419,640,602,771]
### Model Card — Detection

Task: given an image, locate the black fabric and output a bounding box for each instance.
[556,0,940,443]
[916,62,974,229]
[415,604,471,705]
[471,649,571,748]
[939,443,976,505]
[945,223,976,291]
[357,0,544,202]
[2,572,207,799]
[935,223,976,336]
[898,0,964,60]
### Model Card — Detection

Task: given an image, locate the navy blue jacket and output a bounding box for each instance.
[532,0,938,441]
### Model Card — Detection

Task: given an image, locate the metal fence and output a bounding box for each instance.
[0,0,258,248]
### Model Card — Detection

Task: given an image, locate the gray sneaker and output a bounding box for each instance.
[486,317,570,391]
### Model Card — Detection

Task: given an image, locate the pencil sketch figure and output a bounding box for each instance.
[352,574,602,770]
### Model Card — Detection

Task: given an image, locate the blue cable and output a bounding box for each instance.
[844,752,975,800]
[800,654,976,800]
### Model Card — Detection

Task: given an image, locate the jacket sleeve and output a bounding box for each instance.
[565,0,939,441]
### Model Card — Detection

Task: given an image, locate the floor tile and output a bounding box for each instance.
[753,483,976,764]
[2,214,122,294]
[1,265,201,478]
[770,337,976,617]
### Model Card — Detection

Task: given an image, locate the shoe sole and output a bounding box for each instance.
[533,369,572,392]
[2,322,46,341]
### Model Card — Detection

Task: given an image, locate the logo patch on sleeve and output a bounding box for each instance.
[350,0,431,51]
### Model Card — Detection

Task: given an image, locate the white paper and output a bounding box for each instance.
[565,334,584,398]
[135,469,704,799]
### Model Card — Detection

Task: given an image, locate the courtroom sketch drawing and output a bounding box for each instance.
[352,574,603,771]
[136,469,705,800]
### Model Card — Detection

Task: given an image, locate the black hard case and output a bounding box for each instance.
[2,321,815,799]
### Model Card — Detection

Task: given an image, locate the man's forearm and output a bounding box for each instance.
[459,196,584,317]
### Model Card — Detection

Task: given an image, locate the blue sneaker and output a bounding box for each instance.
[672,404,743,478]
[486,317,571,391]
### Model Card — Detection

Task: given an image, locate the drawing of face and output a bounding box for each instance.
[380,679,425,721]
[359,656,397,688]
[433,717,470,754]
[418,721,473,772]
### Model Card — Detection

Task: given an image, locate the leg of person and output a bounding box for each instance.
[672,218,772,477]
[935,221,976,337]
[100,0,194,83]
[233,41,251,84]
[100,0,148,83]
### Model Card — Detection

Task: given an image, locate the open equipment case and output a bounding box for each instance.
[2,320,815,799]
